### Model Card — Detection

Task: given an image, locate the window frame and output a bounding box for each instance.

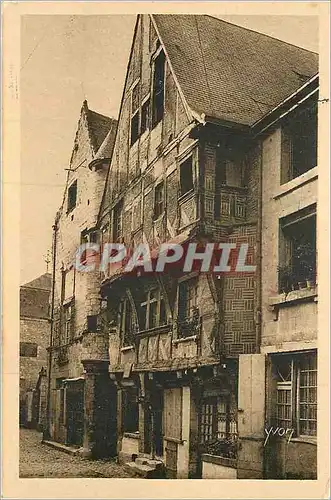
[179,155,194,197]
[177,275,198,322]
[280,102,318,185]
[130,80,140,147]
[67,180,77,213]
[120,296,135,347]
[139,287,167,331]
[140,95,151,135]
[274,351,317,438]
[151,49,165,129]
[199,394,238,459]
[153,181,164,219]
[113,200,123,243]
[20,342,38,358]
[278,206,317,292]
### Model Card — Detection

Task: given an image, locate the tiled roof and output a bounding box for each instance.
[23,273,52,291]
[87,108,115,151]
[153,14,318,126]
[93,118,118,160]
[20,273,52,319]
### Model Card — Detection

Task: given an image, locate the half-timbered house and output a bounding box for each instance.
[95,14,318,478]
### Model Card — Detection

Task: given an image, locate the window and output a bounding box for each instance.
[113,201,123,243]
[281,102,317,184]
[87,314,98,332]
[67,180,77,212]
[225,159,243,188]
[279,205,316,292]
[177,277,200,338]
[80,231,89,245]
[274,351,317,437]
[130,83,140,146]
[52,320,60,347]
[152,50,165,128]
[20,342,38,357]
[154,182,164,218]
[130,113,140,146]
[62,303,73,344]
[179,156,194,196]
[101,224,109,249]
[178,277,198,321]
[122,386,139,433]
[81,230,98,245]
[120,298,135,347]
[200,395,238,459]
[139,288,167,331]
[141,97,150,135]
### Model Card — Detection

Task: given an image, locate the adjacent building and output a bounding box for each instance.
[20,272,52,429]
[45,14,319,479]
[47,101,117,456]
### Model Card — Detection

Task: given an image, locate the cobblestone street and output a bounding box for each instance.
[19,428,132,478]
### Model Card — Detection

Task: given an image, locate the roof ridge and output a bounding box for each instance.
[203,14,318,55]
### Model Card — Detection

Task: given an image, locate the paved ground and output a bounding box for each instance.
[19,428,132,478]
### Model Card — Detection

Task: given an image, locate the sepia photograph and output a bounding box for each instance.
[2,2,330,497]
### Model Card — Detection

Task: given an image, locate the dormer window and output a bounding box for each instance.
[67,180,77,213]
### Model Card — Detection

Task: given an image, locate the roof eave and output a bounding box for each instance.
[252,73,319,135]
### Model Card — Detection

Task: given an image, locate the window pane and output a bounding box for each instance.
[299,352,317,436]
[179,156,194,196]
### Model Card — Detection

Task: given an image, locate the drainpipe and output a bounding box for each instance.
[256,140,263,353]
[43,216,59,440]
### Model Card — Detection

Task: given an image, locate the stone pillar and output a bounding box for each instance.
[81,359,117,459]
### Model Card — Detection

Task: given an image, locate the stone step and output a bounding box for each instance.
[124,459,165,479]
[42,439,81,457]
[135,457,163,469]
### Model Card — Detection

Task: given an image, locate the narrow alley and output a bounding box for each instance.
[19,428,132,478]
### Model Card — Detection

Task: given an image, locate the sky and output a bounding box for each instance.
[20,14,319,285]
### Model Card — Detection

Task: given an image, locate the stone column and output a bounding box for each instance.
[81,359,117,459]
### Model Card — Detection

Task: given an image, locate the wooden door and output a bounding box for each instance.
[66,381,84,446]
[164,387,182,478]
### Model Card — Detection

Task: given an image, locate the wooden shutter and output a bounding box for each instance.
[164,387,182,441]
[238,353,265,437]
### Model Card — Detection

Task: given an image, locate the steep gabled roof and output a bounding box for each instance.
[153,14,318,126]
[22,273,52,291]
[20,273,52,319]
[92,118,118,161]
[87,107,115,152]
